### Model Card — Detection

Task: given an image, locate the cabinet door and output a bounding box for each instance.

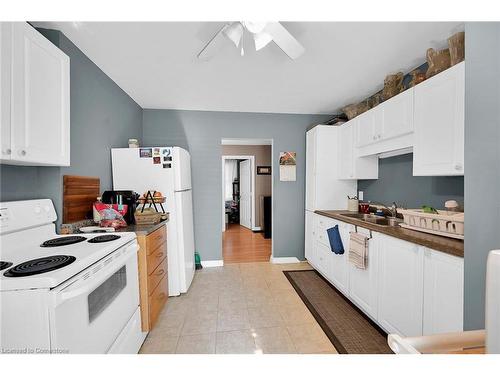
[413,62,464,176]
[356,109,377,147]
[348,227,379,319]
[315,241,333,281]
[305,129,316,211]
[338,121,354,179]
[423,249,464,335]
[305,211,315,264]
[0,23,11,160]
[381,88,414,141]
[11,22,70,166]
[377,236,424,336]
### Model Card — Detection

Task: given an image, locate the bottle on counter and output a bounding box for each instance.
[93,197,102,223]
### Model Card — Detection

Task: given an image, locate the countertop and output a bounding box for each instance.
[315,210,464,258]
[114,220,168,236]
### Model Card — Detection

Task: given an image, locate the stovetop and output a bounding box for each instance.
[1,231,137,291]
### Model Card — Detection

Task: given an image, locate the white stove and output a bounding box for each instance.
[0,199,146,354]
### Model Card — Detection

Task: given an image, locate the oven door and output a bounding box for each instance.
[49,242,139,354]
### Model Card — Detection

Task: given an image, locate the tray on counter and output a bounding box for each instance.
[399,208,464,240]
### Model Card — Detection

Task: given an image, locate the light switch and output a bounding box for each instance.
[358,191,364,201]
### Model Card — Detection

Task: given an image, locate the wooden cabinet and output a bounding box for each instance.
[305,125,356,211]
[423,248,464,334]
[338,120,378,180]
[137,225,168,331]
[348,226,379,320]
[0,22,70,166]
[377,235,424,336]
[413,62,465,176]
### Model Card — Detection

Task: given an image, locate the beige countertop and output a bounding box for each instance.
[315,210,464,258]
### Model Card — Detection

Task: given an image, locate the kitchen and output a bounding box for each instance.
[1,2,500,372]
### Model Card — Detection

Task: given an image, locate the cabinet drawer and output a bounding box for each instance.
[147,242,167,275]
[148,273,168,330]
[148,256,168,295]
[146,226,167,255]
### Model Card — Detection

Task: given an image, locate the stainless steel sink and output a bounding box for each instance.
[340,213,402,227]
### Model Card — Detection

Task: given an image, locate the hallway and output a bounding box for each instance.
[223,224,271,263]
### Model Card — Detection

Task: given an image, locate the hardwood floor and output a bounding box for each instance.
[222,224,271,263]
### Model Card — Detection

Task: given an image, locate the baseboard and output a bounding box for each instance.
[270,256,300,264]
[252,226,262,232]
[201,260,224,268]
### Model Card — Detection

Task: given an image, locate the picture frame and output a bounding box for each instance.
[257,166,272,175]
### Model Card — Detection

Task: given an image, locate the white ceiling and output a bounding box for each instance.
[32,22,463,114]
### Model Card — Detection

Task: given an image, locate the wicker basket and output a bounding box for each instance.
[383,72,404,100]
[448,31,465,66]
[134,208,162,225]
[399,208,464,239]
[426,48,451,78]
[342,102,370,120]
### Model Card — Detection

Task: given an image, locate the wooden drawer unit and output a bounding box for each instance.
[147,242,167,275]
[148,271,169,330]
[136,224,169,331]
[146,226,167,255]
[148,256,168,295]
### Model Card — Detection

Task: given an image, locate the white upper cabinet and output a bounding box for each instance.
[1,23,12,161]
[356,88,414,156]
[1,22,70,166]
[423,248,464,335]
[377,235,424,336]
[413,62,465,176]
[306,125,356,210]
[381,88,414,141]
[338,120,378,180]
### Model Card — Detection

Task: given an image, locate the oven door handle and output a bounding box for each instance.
[55,243,139,305]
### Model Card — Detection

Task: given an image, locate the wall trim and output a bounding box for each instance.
[270,256,300,264]
[252,226,262,232]
[201,260,224,268]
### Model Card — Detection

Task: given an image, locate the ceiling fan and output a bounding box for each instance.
[197,22,305,60]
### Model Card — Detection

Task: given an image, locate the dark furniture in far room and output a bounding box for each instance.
[262,196,272,239]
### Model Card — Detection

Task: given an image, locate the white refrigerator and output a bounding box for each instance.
[111,146,195,296]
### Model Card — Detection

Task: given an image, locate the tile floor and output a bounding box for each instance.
[139,261,337,354]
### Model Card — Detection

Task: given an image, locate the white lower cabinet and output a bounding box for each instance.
[306,213,464,337]
[347,226,379,320]
[377,235,424,336]
[423,248,464,334]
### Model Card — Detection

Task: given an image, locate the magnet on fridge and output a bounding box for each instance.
[153,157,161,164]
[163,163,172,169]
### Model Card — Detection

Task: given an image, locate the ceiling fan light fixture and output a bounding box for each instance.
[253,31,273,51]
[223,22,244,47]
[242,22,268,34]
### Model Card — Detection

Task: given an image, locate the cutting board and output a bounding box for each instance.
[63,175,100,223]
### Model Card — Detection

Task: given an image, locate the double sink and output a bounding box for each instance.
[340,213,403,227]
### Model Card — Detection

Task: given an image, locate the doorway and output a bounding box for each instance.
[221,139,273,263]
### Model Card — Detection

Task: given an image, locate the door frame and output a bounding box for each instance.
[221,155,256,231]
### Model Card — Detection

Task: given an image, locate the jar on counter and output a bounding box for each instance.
[128,139,139,148]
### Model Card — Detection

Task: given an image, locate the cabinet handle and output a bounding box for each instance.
[3,148,11,155]
[372,136,376,140]
[454,164,463,171]
[19,150,26,156]
[155,268,165,276]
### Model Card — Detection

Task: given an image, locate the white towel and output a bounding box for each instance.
[349,232,369,269]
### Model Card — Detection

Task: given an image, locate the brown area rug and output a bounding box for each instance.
[283,270,393,354]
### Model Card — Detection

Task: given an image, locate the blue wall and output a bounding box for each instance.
[358,153,464,209]
[142,109,330,262]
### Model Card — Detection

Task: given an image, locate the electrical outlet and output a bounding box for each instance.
[358,191,364,201]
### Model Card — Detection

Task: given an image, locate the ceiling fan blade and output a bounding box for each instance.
[197,24,231,61]
[263,22,305,59]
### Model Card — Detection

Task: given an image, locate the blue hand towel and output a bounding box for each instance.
[327,225,344,255]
